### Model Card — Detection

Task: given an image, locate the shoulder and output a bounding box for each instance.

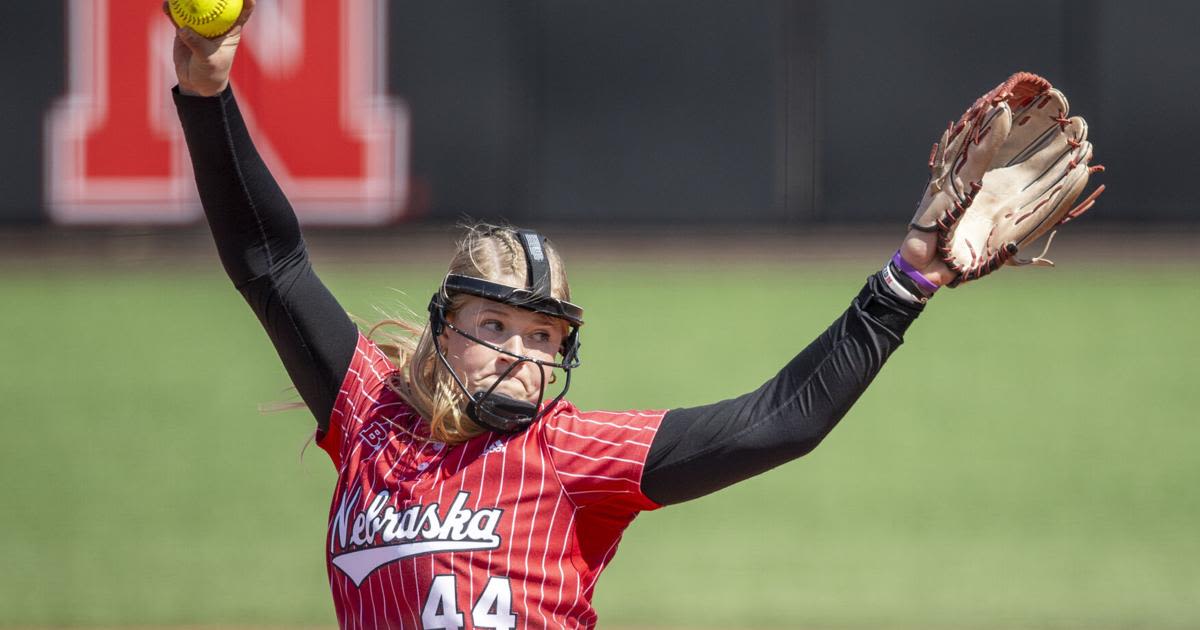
[350,333,402,380]
[536,401,668,509]
[538,401,666,453]
[542,401,666,431]
[336,334,402,406]
[320,333,410,465]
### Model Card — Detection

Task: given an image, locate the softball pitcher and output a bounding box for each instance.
[168,2,1101,627]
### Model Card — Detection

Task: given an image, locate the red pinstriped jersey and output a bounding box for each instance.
[317,333,665,629]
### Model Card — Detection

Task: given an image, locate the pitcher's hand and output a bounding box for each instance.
[164,0,256,97]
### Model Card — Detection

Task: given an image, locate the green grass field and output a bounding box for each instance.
[1,259,1197,628]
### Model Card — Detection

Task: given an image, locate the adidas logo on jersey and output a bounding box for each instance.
[330,489,504,586]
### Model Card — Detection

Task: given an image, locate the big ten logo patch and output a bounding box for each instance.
[46,0,410,225]
[360,421,389,451]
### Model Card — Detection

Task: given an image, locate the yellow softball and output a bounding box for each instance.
[169,0,244,39]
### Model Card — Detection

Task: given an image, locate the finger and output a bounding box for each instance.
[901,229,936,266]
[173,31,190,66]
[236,0,257,27]
[176,26,213,56]
[921,261,955,287]
[162,1,181,28]
[898,230,955,288]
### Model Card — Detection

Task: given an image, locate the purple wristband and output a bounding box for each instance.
[891,251,940,295]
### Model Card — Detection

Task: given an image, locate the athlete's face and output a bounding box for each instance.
[441,295,567,404]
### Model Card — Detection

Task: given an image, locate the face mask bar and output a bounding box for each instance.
[426,229,584,434]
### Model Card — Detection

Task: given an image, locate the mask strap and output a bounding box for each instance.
[516,229,552,299]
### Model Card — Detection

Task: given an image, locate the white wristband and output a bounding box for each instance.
[881,261,925,304]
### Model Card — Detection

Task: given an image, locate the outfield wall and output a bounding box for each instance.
[1,0,1195,225]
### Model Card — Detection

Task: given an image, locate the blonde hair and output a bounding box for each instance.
[369,222,572,445]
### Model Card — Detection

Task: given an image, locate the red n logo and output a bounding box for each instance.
[47,0,410,224]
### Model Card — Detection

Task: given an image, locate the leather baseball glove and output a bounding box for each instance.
[908,72,1105,286]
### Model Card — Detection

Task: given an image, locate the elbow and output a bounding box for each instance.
[774,418,838,460]
[789,431,828,459]
[743,423,830,468]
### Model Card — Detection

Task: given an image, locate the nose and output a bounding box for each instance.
[493,335,536,392]
[498,333,526,359]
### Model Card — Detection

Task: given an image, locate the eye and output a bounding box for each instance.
[530,330,552,344]
[481,319,504,333]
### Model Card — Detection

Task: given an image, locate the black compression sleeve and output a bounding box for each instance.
[173,86,357,431]
[641,271,924,505]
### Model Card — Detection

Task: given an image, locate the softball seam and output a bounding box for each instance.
[169,0,230,26]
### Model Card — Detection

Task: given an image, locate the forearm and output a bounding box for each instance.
[641,272,923,505]
[174,85,357,428]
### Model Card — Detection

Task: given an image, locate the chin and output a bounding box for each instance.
[498,390,536,404]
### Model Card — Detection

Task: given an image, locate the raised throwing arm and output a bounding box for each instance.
[169,3,357,432]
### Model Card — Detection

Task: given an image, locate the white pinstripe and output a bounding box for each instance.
[469,432,495,608]
[360,571,374,630]
[536,490,562,629]
[382,418,415,621]
[544,424,651,448]
[513,427,537,619]
[427,437,455,628]
[555,470,638,484]
[447,440,471,615]
[547,503,575,626]
[546,444,645,466]
[567,488,638,497]
[566,409,664,418]
[559,416,658,431]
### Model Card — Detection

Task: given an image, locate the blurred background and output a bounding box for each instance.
[1,0,1196,628]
